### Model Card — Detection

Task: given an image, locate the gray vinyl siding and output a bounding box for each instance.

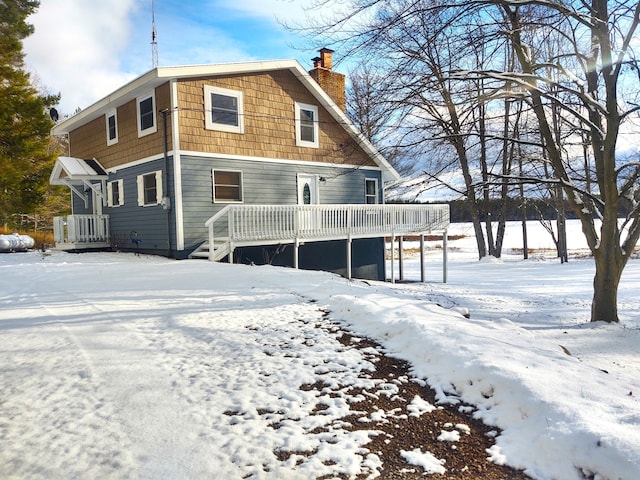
[71,193,93,215]
[103,158,175,254]
[180,155,383,251]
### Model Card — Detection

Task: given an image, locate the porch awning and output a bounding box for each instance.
[50,157,109,209]
[50,156,108,185]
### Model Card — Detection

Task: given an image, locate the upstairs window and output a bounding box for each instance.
[107,179,124,207]
[137,91,157,137]
[365,178,378,204]
[204,85,244,134]
[295,102,319,148]
[137,171,163,206]
[212,169,243,203]
[106,109,118,146]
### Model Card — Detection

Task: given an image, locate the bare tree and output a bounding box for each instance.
[491,1,640,322]
[346,65,405,170]
[299,0,640,323]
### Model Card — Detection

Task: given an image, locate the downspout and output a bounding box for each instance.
[161,108,173,257]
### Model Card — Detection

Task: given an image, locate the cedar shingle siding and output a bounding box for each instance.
[177,71,374,167]
[69,83,171,171]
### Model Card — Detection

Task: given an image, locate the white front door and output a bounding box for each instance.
[297,174,319,232]
[92,184,103,215]
[297,174,319,205]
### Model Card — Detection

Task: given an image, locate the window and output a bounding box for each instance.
[204,85,244,133]
[295,102,319,148]
[106,109,118,146]
[137,91,157,137]
[365,178,378,204]
[107,179,124,207]
[212,169,243,203]
[136,171,163,206]
[302,183,311,204]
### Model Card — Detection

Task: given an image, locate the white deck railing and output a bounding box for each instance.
[53,215,110,244]
[205,204,449,258]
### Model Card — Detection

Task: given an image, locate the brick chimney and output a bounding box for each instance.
[308,48,346,112]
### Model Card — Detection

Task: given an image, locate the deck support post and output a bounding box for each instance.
[399,236,404,282]
[229,243,235,264]
[346,236,352,279]
[390,234,395,283]
[420,234,425,282]
[443,229,448,283]
[294,239,299,269]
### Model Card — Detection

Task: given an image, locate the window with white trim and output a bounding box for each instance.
[137,171,163,206]
[365,178,378,204]
[106,109,118,146]
[107,179,124,207]
[204,85,244,133]
[137,91,157,137]
[295,102,319,148]
[212,169,243,203]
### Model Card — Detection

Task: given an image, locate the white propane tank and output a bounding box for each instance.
[0,233,35,252]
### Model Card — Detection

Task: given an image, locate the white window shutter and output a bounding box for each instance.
[107,182,114,207]
[155,171,163,204]
[137,174,144,206]
[118,179,125,206]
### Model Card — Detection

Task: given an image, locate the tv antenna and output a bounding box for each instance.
[151,0,158,68]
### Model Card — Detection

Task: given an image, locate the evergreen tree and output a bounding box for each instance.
[0,0,59,228]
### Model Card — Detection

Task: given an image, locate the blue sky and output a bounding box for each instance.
[23,0,327,114]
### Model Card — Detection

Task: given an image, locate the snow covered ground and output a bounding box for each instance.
[0,220,638,479]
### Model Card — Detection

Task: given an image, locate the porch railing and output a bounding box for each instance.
[204,204,449,261]
[53,215,110,244]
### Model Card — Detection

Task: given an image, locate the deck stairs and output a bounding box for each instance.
[189,238,231,261]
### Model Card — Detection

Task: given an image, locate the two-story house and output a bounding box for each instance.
[50,49,449,281]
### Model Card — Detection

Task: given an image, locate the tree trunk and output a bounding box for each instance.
[467,185,487,259]
[591,250,623,323]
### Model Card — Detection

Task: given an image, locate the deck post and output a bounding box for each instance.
[228,212,235,264]
[420,234,425,282]
[399,236,404,282]
[346,236,352,279]
[390,234,395,283]
[294,238,299,269]
[346,208,352,279]
[443,229,448,283]
[208,222,215,261]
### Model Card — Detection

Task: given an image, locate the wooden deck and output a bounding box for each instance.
[192,204,450,281]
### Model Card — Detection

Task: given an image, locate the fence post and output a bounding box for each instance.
[68,216,77,243]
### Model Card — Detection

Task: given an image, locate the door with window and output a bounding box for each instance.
[297,174,319,232]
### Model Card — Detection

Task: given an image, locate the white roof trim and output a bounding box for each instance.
[51,60,400,183]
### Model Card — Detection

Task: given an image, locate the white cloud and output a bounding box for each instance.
[23,0,140,114]
[21,0,325,115]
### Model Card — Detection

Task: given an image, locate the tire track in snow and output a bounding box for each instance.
[0,265,138,480]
